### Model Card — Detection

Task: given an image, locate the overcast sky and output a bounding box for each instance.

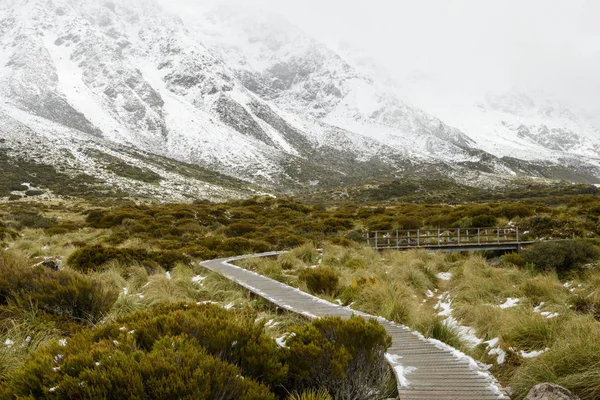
[161,0,600,118]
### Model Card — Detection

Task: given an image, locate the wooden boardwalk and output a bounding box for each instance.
[367,227,526,252]
[201,252,509,400]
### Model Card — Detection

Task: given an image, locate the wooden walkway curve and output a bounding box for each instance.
[201,252,509,400]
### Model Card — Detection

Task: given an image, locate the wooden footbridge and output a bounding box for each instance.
[366,226,530,252]
[201,252,509,400]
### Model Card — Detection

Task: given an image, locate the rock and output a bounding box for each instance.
[525,383,580,400]
[41,260,60,271]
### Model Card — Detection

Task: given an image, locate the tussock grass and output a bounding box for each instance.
[519,273,568,305]
[287,388,332,400]
[0,321,57,380]
[414,314,464,350]
[451,257,522,305]
[509,315,600,400]
[499,308,559,351]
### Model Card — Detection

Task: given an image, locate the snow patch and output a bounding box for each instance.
[385,353,416,388]
[436,272,452,281]
[498,298,520,309]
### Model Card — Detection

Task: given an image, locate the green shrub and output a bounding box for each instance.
[397,216,422,230]
[152,251,191,269]
[522,215,560,237]
[503,252,526,267]
[67,246,192,272]
[298,267,339,295]
[4,334,275,400]
[286,316,392,400]
[68,245,150,272]
[0,253,117,325]
[218,238,271,255]
[471,214,497,228]
[522,240,600,276]
[496,204,534,219]
[226,222,259,237]
[277,235,307,248]
[98,303,288,388]
[11,211,57,230]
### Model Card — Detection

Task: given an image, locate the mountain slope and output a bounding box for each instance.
[0,0,599,202]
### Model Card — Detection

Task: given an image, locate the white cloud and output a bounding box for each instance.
[159,0,600,119]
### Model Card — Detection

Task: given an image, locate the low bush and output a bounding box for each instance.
[0,251,118,325]
[503,252,526,267]
[522,240,600,276]
[67,245,192,272]
[298,267,339,296]
[11,211,57,230]
[218,238,271,255]
[68,245,149,272]
[286,316,392,400]
[100,303,288,388]
[4,334,274,400]
[471,214,497,228]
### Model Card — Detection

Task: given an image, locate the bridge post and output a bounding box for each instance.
[438,228,440,246]
[417,230,420,247]
[375,232,378,249]
[497,228,500,243]
[458,228,460,244]
[478,228,481,245]
[396,230,399,248]
[516,226,519,243]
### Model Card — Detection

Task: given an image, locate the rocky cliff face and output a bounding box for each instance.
[0,0,599,202]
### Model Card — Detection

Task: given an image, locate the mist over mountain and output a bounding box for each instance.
[1,0,599,201]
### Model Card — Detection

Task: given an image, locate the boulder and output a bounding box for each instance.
[525,383,580,400]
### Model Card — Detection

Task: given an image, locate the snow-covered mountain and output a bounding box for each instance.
[0,0,599,201]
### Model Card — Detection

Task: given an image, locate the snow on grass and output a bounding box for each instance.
[488,346,507,364]
[385,353,416,388]
[4,338,14,347]
[435,293,482,348]
[534,302,545,313]
[518,348,549,358]
[196,300,219,306]
[58,339,67,347]
[498,298,520,309]
[436,272,452,281]
[191,275,206,283]
[275,333,295,348]
[264,319,279,328]
[541,311,559,319]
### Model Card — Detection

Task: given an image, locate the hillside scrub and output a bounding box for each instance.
[1,304,394,400]
[3,195,600,397]
[286,316,392,400]
[522,239,600,276]
[0,250,118,326]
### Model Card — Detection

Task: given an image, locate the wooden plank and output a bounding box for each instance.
[201,253,508,399]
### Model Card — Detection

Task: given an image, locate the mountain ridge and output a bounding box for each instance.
[0,0,599,202]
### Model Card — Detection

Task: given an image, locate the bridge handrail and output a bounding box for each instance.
[365,226,521,249]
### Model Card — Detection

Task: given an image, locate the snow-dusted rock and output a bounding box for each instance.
[525,383,580,400]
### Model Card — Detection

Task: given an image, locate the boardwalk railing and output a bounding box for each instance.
[366,226,520,250]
